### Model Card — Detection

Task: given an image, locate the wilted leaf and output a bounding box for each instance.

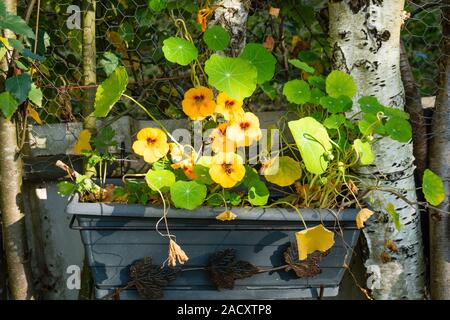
[27,104,43,125]
[262,156,301,187]
[356,208,374,229]
[128,257,179,299]
[284,245,327,278]
[206,249,259,289]
[295,224,335,260]
[74,129,92,155]
[216,211,237,221]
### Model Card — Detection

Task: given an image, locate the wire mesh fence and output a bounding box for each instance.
[20,0,446,142]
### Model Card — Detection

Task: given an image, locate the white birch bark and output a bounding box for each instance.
[212,0,249,56]
[329,0,425,299]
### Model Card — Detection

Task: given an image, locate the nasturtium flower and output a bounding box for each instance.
[182,86,216,120]
[169,142,184,162]
[171,149,197,180]
[226,112,262,147]
[215,92,244,121]
[209,153,245,188]
[209,123,237,154]
[132,128,169,164]
[197,7,212,32]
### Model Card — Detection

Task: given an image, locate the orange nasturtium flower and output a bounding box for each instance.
[215,92,244,121]
[209,123,237,154]
[132,128,169,163]
[182,86,216,120]
[209,153,245,188]
[171,150,197,180]
[227,112,262,147]
[197,7,213,32]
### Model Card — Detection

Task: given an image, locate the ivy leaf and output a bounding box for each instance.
[283,79,311,104]
[386,203,401,231]
[0,91,19,119]
[320,95,353,114]
[162,37,198,66]
[323,114,346,129]
[170,180,207,210]
[295,224,335,260]
[145,169,176,191]
[422,169,445,206]
[288,59,315,74]
[326,70,357,98]
[204,54,257,100]
[5,73,32,103]
[353,139,375,165]
[240,43,276,84]
[262,156,302,187]
[94,66,128,117]
[247,180,269,206]
[203,25,230,51]
[288,117,333,174]
[28,83,42,107]
[385,117,412,142]
[148,0,167,12]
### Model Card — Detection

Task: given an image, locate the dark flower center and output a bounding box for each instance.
[225,100,235,108]
[222,163,233,174]
[146,137,157,145]
[240,122,250,130]
[194,94,205,102]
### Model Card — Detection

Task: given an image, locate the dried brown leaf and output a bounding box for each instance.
[284,245,328,278]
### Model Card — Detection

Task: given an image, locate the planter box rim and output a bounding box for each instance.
[66,193,358,222]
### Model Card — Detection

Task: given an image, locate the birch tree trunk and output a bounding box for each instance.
[329,0,425,299]
[212,0,249,56]
[428,0,450,299]
[0,0,34,300]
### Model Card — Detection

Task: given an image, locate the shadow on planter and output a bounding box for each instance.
[66,193,360,300]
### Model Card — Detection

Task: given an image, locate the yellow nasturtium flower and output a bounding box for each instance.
[215,92,244,121]
[132,128,169,163]
[182,86,216,120]
[171,150,197,180]
[197,7,212,33]
[209,153,245,188]
[227,112,262,147]
[209,123,237,154]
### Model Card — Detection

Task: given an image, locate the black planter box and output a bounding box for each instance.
[67,194,359,300]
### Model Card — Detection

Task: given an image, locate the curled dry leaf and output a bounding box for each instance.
[168,239,189,267]
[216,210,237,221]
[129,257,179,299]
[269,7,280,17]
[356,208,374,229]
[385,239,398,253]
[380,251,391,264]
[263,35,275,52]
[284,245,328,278]
[206,248,259,290]
[295,224,335,261]
[347,179,359,194]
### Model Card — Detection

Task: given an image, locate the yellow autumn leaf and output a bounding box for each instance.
[0,37,12,50]
[356,208,374,229]
[74,129,92,155]
[27,104,43,125]
[295,224,335,260]
[216,211,237,221]
[262,156,302,187]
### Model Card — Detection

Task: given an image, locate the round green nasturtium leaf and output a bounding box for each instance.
[385,117,412,142]
[264,156,302,187]
[145,169,176,191]
[308,75,326,91]
[203,25,230,51]
[358,113,384,136]
[162,37,198,66]
[170,180,207,210]
[359,96,384,114]
[324,114,346,129]
[240,43,276,84]
[320,95,353,113]
[422,169,445,206]
[326,70,357,98]
[148,0,167,12]
[283,79,311,105]
[204,54,257,100]
[309,88,325,105]
[247,180,269,206]
[94,66,128,117]
[288,59,315,74]
[288,117,333,175]
[353,139,375,165]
